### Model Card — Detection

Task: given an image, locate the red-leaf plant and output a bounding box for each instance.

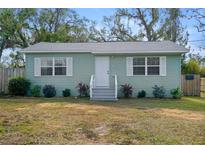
[120,84,133,98]
[76,82,89,97]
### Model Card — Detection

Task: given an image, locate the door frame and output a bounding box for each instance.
[95,56,110,87]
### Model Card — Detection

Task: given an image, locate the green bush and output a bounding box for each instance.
[43,85,56,98]
[183,60,201,74]
[120,84,133,98]
[170,87,182,99]
[8,77,30,96]
[152,85,166,98]
[201,67,205,77]
[137,90,146,98]
[31,85,41,97]
[62,89,71,97]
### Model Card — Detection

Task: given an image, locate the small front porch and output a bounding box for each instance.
[89,56,118,101]
[90,74,118,101]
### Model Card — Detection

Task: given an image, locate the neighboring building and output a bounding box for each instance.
[21,41,188,100]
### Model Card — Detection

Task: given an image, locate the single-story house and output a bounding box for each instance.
[21,41,188,100]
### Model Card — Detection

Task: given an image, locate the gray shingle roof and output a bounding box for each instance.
[21,41,188,54]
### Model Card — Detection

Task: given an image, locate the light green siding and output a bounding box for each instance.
[109,55,181,97]
[26,53,94,96]
[25,53,181,97]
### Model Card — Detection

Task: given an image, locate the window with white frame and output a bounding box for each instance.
[40,58,67,76]
[41,58,53,75]
[54,58,66,75]
[133,57,160,76]
[133,57,145,75]
[147,57,160,75]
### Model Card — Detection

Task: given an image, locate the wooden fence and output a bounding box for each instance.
[181,74,205,97]
[0,67,25,93]
[201,78,205,97]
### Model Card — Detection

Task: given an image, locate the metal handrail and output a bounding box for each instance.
[114,74,118,99]
[90,75,94,98]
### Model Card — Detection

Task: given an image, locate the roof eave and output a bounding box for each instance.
[21,50,189,54]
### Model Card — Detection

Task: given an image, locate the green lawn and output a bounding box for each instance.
[0,96,205,144]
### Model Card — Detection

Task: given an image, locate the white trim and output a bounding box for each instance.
[52,58,55,76]
[92,51,188,54]
[22,50,188,54]
[160,56,167,76]
[22,51,92,53]
[34,58,41,76]
[114,74,118,99]
[89,75,95,99]
[66,57,73,76]
[145,57,147,76]
[126,57,133,76]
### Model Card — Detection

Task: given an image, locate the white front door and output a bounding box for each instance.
[95,57,109,87]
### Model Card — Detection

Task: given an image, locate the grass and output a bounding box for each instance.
[0,96,205,144]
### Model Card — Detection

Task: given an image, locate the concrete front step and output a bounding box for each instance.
[91,87,117,101]
[90,98,118,101]
[92,92,115,96]
[93,88,115,92]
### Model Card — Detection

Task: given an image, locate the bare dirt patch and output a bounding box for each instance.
[15,107,28,111]
[36,103,61,109]
[94,124,109,136]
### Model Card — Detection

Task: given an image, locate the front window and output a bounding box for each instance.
[40,58,67,76]
[133,57,160,76]
[54,58,66,75]
[41,58,53,75]
[147,57,160,75]
[133,57,145,75]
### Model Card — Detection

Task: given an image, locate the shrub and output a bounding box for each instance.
[170,87,182,99]
[76,83,89,97]
[120,84,133,98]
[201,67,205,77]
[183,59,201,74]
[43,85,56,98]
[152,85,166,98]
[31,85,41,97]
[8,77,30,96]
[62,89,71,97]
[137,90,146,98]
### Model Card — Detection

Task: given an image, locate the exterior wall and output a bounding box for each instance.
[25,53,94,96]
[25,52,181,97]
[109,54,181,97]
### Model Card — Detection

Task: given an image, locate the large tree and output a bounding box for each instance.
[0,8,91,60]
[189,9,205,33]
[90,8,188,45]
[32,9,91,43]
[188,9,205,49]
[0,9,35,58]
[9,51,25,68]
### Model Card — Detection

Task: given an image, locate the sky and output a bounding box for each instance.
[2,8,205,60]
[74,8,205,56]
